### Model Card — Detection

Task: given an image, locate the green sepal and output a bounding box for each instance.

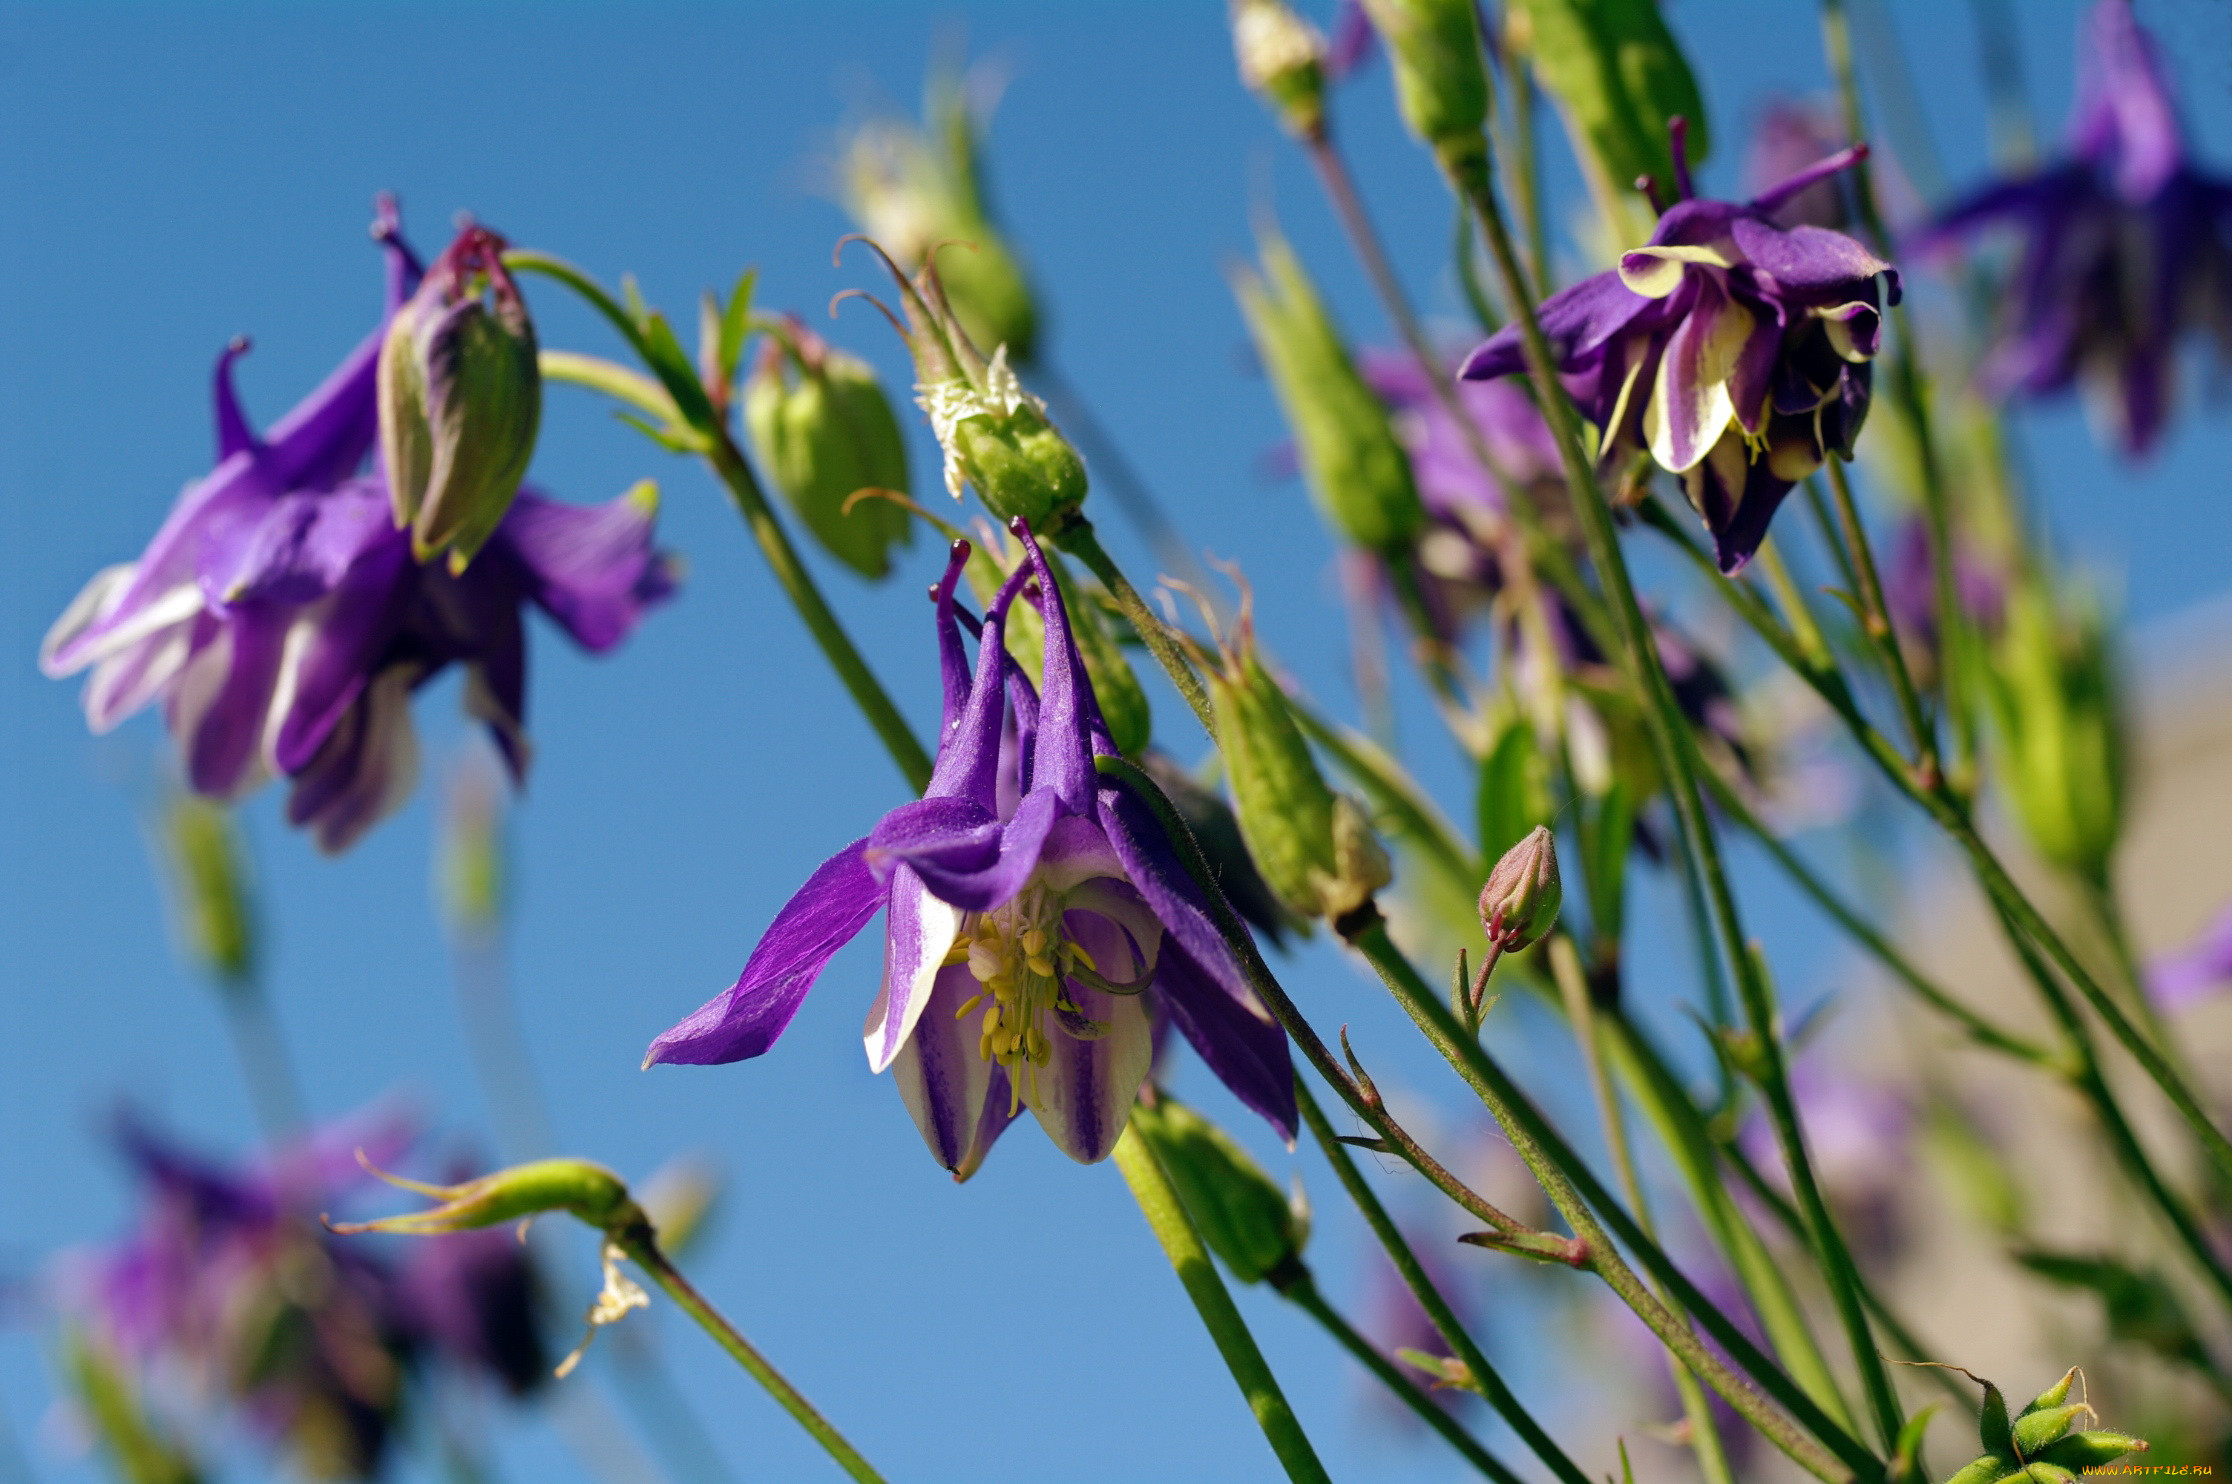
[717,267,758,392]
[744,340,913,579]
[2021,1368,2078,1415]
[1890,1403,1942,1484]
[1979,1377,2012,1457]
[2024,1464,2078,1484]
[2035,1433,2149,1471]
[2010,1403,2087,1456]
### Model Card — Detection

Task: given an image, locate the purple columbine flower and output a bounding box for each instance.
[1912,0,2232,456]
[646,523,1296,1178]
[1460,128,1898,574]
[40,201,676,852]
[2148,903,2232,1014]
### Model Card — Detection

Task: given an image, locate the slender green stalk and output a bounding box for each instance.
[1822,456,1935,780]
[1342,910,1863,1483]
[219,978,307,1144]
[1279,1270,1520,1483]
[1546,939,1733,1484]
[1091,753,1857,1459]
[1110,1125,1331,1484]
[1057,516,1217,737]
[614,1233,884,1484]
[1296,1082,1587,1484]
[1440,135,1905,1453]
[511,253,933,794]
[1031,357,1213,599]
[1756,538,1833,672]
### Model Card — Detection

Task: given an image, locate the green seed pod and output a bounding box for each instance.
[1939,1455,2018,1484]
[2037,1433,2149,1473]
[1479,825,1561,952]
[939,380,1090,529]
[158,793,256,989]
[1985,581,2124,884]
[2024,1367,2079,1414]
[1979,1377,2012,1457]
[1359,0,1492,148]
[745,327,913,579]
[1231,0,1328,141]
[330,1157,643,1239]
[1129,1093,1305,1285]
[2010,1403,2088,1457]
[1234,231,1425,556]
[379,227,541,573]
[2024,1465,2077,1484]
[1209,635,1389,922]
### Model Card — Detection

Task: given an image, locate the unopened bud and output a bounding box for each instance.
[157,793,256,987]
[1232,0,1328,141]
[1209,628,1389,922]
[329,1156,644,1240]
[745,321,913,579]
[1129,1094,1306,1285]
[380,225,541,572]
[1358,0,1491,148]
[1234,231,1424,555]
[1478,825,1561,952]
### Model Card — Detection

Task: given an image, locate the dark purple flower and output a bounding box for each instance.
[395,1219,549,1398]
[1911,0,2232,456]
[1461,135,1897,574]
[41,201,676,852]
[67,1112,423,1481]
[1882,515,2008,682]
[2148,903,2232,1013]
[646,526,1296,1177]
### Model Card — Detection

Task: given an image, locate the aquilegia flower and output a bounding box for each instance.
[40,200,675,852]
[1912,0,2232,456]
[1460,131,1898,574]
[647,523,1296,1178]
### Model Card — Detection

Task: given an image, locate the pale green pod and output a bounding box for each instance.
[1129,1093,1303,1285]
[745,338,913,579]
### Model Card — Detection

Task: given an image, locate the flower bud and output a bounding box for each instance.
[1129,1093,1306,1286]
[1358,0,1492,148]
[1479,825,1561,952]
[379,225,541,573]
[1235,231,1424,556]
[156,792,256,988]
[1984,580,2124,884]
[328,1156,644,1240]
[840,70,1038,362]
[744,320,914,579]
[1232,0,1328,141]
[1206,615,1389,922]
[966,532,1151,756]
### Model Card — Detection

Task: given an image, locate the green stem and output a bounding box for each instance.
[1822,455,1936,781]
[1546,939,1734,1484]
[1279,1270,1521,1483]
[1440,133,1905,1453]
[1297,1081,1587,1484]
[1057,516,1217,737]
[1343,909,1863,1483]
[1111,1123,1331,1484]
[218,977,307,1144]
[1092,754,1853,1461]
[615,1232,884,1484]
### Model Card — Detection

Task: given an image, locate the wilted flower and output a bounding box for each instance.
[2148,903,2232,1014]
[40,200,677,852]
[647,526,1296,1178]
[1912,0,2232,456]
[1461,133,1897,573]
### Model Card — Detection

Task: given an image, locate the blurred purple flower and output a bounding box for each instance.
[1882,516,2007,679]
[1324,0,1375,81]
[1746,100,1855,233]
[396,1223,548,1398]
[1911,0,2232,456]
[1461,132,1897,574]
[40,200,676,852]
[1739,1059,1912,1264]
[2148,903,2232,1013]
[646,527,1295,1178]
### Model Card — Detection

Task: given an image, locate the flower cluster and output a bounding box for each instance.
[41,200,675,851]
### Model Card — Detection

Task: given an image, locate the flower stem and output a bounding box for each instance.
[1277,1270,1520,1483]
[613,1231,885,1484]
[1340,907,1862,1484]
[1056,516,1217,738]
[1439,132,1905,1454]
[217,976,307,1144]
[1822,455,1936,782]
[1110,1122,1331,1484]
[1296,1081,1588,1484]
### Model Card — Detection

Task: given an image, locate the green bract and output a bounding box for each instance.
[1234,231,1425,556]
[745,331,914,580]
[1935,1367,2147,1484]
[1129,1093,1306,1286]
[1359,0,1492,148]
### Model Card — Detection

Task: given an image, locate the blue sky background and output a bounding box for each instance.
[4,2,2231,1481]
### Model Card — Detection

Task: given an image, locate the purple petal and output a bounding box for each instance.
[891,962,1017,1179]
[1014,524,1099,813]
[212,340,259,463]
[1030,916,1156,1163]
[1459,271,1657,382]
[484,486,676,652]
[2149,904,2232,1013]
[1154,940,1296,1143]
[1747,144,1869,222]
[932,542,974,744]
[870,788,1061,913]
[1094,783,1254,1006]
[645,838,884,1067]
[1729,218,1898,306]
[267,529,415,774]
[1646,275,1751,473]
[284,663,424,853]
[167,606,287,797]
[2072,0,2183,203]
[924,560,1031,808]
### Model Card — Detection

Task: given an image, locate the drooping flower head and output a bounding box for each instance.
[1911,0,2232,456]
[1461,126,1898,574]
[647,523,1295,1178]
[41,200,676,851]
